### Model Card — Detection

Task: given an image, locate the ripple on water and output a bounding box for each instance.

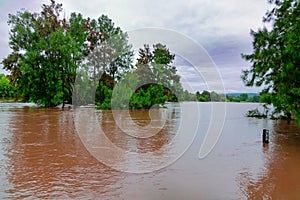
[0,103,300,199]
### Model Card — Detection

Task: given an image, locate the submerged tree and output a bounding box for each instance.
[241,0,300,121]
[136,44,180,87]
[110,43,183,110]
[135,44,183,103]
[135,44,180,105]
[83,15,133,109]
[0,74,16,98]
[2,1,133,108]
[2,1,87,107]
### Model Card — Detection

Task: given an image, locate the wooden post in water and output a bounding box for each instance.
[262,129,269,143]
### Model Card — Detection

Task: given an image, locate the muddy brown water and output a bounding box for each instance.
[0,102,300,199]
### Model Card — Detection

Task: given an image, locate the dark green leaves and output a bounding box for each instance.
[242,0,300,120]
[2,1,133,108]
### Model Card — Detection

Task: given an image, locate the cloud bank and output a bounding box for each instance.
[0,0,272,93]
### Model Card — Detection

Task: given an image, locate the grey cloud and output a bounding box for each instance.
[0,0,271,92]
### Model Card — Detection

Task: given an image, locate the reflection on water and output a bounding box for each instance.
[0,102,300,199]
[101,107,180,153]
[2,107,123,199]
[73,103,202,173]
[238,120,300,199]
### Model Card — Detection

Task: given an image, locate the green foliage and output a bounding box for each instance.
[210,91,225,102]
[252,95,260,103]
[2,1,86,107]
[96,83,113,110]
[2,1,181,110]
[85,14,133,82]
[2,1,133,108]
[226,93,260,102]
[195,90,226,102]
[109,45,180,110]
[106,43,183,110]
[73,65,96,105]
[135,43,183,103]
[195,91,260,103]
[130,84,167,109]
[246,108,267,118]
[0,74,16,98]
[196,90,211,102]
[95,73,115,109]
[239,93,249,102]
[242,0,300,120]
[181,90,197,101]
[110,72,137,110]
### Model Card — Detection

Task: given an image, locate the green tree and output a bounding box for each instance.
[2,1,87,107]
[107,43,183,110]
[82,14,133,108]
[130,84,167,109]
[0,74,16,98]
[2,1,133,108]
[196,91,201,99]
[135,43,183,102]
[242,0,300,120]
[240,93,249,102]
[182,89,197,101]
[111,72,138,110]
[85,14,133,82]
[210,91,220,102]
[252,95,260,103]
[198,90,211,102]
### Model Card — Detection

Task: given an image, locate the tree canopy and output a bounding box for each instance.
[101,43,184,110]
[2,0,186,109]
[2,0,133,107]
[0,74,16,98]
[131,44,181,108]
[241,0,300,120]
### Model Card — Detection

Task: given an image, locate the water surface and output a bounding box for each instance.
[0,102,300,199]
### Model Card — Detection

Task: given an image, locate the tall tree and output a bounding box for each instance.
[83,14,133,107]
[134,43,183,104]
[242,0,300,120]
[2,1,133,107]
[136,43,180,89]
[2,0,87,107]
[85,14,133,83]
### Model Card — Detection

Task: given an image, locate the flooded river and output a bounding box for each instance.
[0,102,300,199]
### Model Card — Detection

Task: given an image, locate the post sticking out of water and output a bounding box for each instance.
[262,129,269,143]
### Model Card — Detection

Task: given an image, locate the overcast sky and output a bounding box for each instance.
[0,0,272,93]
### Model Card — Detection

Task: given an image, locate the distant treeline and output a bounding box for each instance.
[225,93,260,103]
[195,91,260,102]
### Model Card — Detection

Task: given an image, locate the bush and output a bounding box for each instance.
[0,74,16,98]
[246,108,267,118]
